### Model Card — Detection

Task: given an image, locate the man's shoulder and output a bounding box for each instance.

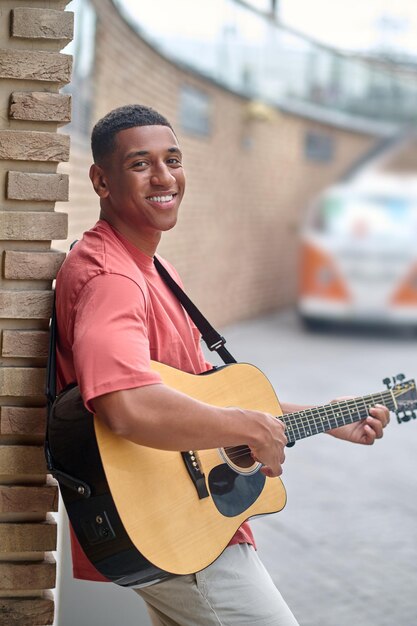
[57,221,147,299]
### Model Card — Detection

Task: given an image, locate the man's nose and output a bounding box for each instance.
[150,163,176,186]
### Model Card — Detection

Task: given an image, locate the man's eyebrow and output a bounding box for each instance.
[124,147,182,162]
[124,150,149,162]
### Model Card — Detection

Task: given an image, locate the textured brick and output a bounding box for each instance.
[0,593,54,625]
[0,367,46,397]
[0,130,70,162]
[0,49,72,83]
[7,171,69,201]
[4,250,66,280]
[0,483,58,514]
[0,406,46,437]
[0,212,68,241]
[11,8,74,41]
[0,291,53,319]
[10,91,71,123]
[0,555,55,590]
[0,517,56,553]
[0,446,46,477]
[2,330,49,358]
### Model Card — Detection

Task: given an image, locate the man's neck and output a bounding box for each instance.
[100,216,161,258]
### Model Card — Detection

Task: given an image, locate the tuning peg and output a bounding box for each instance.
[383,377,392,389]
[396,410,406,424]
[396,409,417,424]
[396,374,405,382]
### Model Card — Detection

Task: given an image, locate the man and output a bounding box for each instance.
[55,104,390,626]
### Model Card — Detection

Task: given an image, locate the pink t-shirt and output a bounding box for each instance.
[55,220,255,582]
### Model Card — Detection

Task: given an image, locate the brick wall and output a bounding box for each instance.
[55,0,377,329]
[0,1,73,623]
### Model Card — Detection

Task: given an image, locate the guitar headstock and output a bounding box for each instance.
[384,374,417,424]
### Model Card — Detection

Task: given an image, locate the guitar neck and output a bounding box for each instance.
[282,389,396,444]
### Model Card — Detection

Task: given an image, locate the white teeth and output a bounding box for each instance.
[148,194,174,203]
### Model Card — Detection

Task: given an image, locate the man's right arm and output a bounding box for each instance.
[70,274,287,478]
[93,384,287,478]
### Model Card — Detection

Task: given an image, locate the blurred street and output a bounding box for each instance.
[228,310,417,626]
[57,309,417,626]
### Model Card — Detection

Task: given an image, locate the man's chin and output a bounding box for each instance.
[159,215,178,232]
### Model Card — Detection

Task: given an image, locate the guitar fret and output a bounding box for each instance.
[335,402,347,427]
[353,398,362,422]
[284,421,296,444]
[377,392,384,404]
[361,397,370,420]
[290,414,302,441]
[317,405,332,433]
[309,408,321,435]
[300,411,312,437]
[328,402,338,429]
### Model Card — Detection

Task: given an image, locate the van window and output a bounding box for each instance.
[316,193,417,240]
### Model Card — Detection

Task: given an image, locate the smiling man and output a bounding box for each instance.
[92,122,185,254]
[54,104,389,626]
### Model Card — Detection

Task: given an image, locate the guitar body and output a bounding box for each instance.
[49,359,416,586]
[49,362,287,586]
[96,362,287,576]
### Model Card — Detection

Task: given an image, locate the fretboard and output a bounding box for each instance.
[282,389,396,444]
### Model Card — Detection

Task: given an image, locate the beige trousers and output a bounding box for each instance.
[135,544,299,626]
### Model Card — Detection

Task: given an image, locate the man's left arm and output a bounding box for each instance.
[280,401,390,445]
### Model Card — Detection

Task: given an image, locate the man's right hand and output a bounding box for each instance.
[239,409,287,478]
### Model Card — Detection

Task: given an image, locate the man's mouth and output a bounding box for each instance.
[147,193,177,203]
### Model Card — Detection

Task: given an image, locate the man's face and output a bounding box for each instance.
[94,124,185,247]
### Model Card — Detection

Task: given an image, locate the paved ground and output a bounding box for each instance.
[227,311,417,626]
[56,310,417,626]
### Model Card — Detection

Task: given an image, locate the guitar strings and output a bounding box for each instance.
[284,391,392,432]
[224,399,377,465]
[219,386,414,464]
[223,389,396,463]
[286,391,392,425]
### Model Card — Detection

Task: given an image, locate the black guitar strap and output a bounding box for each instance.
[153,256,236,365]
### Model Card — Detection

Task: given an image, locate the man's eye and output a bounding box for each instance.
[132,161,147,168]
[167,158,181,166]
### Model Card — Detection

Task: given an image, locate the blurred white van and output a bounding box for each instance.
[298,174,417,329]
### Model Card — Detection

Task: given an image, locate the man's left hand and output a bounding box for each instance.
[329,401,390,445]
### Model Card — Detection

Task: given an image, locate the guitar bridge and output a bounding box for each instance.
[181,451,209,499]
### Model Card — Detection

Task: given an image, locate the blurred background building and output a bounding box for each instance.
[56,0,417,328]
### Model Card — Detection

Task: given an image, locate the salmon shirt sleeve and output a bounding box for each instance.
[71,273,162,412]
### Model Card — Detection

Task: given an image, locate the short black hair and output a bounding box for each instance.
[91,104,173,163]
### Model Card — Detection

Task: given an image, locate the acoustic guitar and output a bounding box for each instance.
[49,361,416,587]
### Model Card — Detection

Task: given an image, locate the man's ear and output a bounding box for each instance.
[89,163,110,198]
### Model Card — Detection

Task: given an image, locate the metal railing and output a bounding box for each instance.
[115,0,417,129]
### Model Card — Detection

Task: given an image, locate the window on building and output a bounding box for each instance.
[304,130,334,162]
[179,85,212,136]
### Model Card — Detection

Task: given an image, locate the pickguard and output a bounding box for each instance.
[208,463,265,517]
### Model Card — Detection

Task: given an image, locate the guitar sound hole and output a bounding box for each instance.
[223,445,255,469]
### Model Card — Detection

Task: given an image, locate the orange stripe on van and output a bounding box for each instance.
[299,242,350,301]
[391,266,417,305]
